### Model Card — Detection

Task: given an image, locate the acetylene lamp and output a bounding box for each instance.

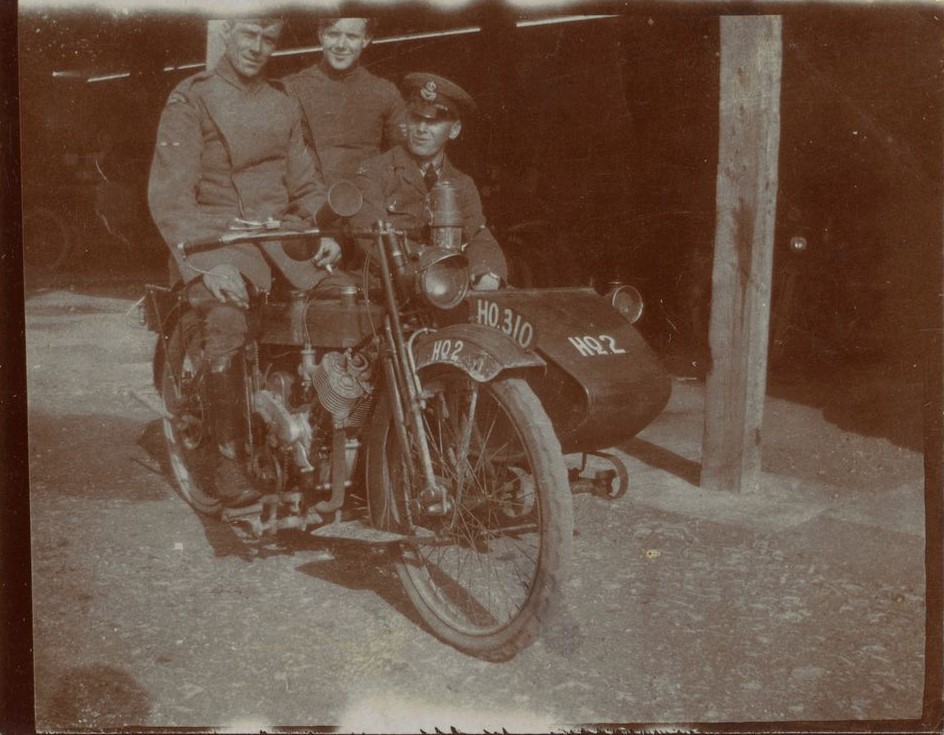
[605,281,644,324]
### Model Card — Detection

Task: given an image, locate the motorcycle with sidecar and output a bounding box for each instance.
[138,194,671,661]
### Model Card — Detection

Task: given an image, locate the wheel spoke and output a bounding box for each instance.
[396,373,551,635]
[376,368,571,659]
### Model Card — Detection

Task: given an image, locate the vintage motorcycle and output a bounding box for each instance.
[139,190,670,661]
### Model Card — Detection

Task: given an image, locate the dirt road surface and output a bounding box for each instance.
[25,267,926,732]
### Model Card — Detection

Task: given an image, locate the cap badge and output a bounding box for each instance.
[420,79,438,102]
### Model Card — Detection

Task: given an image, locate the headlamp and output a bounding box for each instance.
[606,282,644,324]
[415,248,469,310]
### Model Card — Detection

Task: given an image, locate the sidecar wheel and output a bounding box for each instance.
[158,318,223,516]
[367,370,573,661]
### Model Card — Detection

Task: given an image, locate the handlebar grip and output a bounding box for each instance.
[176,237,228,255]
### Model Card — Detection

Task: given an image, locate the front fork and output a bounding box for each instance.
[374,225,454,517]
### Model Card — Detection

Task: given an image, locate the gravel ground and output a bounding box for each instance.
[25,271,927,732]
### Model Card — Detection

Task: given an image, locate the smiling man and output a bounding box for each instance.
[352,73,507,289]
[282,18,406,187]
[148,17,343,506]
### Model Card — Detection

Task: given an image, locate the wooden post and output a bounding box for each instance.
[701,16,782,494]
[923,318,944,726]
[920,71,944,721]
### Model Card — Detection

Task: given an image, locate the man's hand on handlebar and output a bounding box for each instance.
[472,271,501,291]
[314,238,342,270]
[203,263,249,309]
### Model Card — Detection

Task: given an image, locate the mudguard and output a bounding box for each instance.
[411,323,546,383]
[143,283,187,390]
[461,288,672,453]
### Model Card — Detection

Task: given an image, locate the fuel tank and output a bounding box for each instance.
[258,291,385,348]
[461,288,671,453]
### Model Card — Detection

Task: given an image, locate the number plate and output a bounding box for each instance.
[414,336,504,382]
[470,299,537,349]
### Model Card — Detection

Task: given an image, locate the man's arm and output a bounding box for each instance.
[284,103,328,221]
[281,75,320,159]
[350,157,394,262]
[270,104,342,286]
[382,83,407,151]
[458,179,509,282]
[147,87,231,283]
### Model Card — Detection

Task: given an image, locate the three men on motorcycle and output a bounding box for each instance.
[147,17,506,506]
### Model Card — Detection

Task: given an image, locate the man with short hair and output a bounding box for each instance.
[352,73,507,289]
[148,17,342,506]
[282,18,406,187]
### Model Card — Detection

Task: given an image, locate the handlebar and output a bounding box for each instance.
[177,225,402,256]
[177,179,378,255]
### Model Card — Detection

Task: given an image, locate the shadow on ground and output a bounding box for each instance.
[45,664,151,729]
[659,340,928,454]
[767,359,927,452]
[620,436,701,486]
[295,539,429,634]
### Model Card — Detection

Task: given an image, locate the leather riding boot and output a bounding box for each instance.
[205,364,259,508]
[206,363,244,460]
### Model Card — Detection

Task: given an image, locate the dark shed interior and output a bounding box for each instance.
[17,6,943,448]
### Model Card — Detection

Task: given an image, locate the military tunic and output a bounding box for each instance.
[352,146,508,280]
[282,64,405,187]
[148,56,328,293]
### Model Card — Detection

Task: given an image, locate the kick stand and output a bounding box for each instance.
[568,451,629,499]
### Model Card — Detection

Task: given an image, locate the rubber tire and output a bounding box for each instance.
[367,370,573,661]
[158,316,223,516]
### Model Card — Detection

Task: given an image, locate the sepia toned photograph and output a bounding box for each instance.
[9,0,941,731]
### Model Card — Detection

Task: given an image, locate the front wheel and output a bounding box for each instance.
[367,369,573,661]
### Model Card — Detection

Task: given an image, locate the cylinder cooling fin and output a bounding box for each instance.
[312,351,370,422]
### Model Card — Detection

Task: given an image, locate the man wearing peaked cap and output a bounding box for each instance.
[402,72,477,121]
[351,72,507,288]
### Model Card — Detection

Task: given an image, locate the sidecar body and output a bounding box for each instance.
[458,287,671,453]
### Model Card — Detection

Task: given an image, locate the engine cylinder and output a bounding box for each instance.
[312,351,369,423]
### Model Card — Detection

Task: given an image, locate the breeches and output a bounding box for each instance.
[185,281,249,364]
[185,271,357,365]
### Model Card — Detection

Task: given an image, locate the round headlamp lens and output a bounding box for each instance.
[610,284,644,324]
[419,254,469,309]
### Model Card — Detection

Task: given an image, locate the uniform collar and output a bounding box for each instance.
[418,154,445,177]
[393,145,453,177]
[318,60,366,82]
[391,146,456,197]
[214,54,268,93]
